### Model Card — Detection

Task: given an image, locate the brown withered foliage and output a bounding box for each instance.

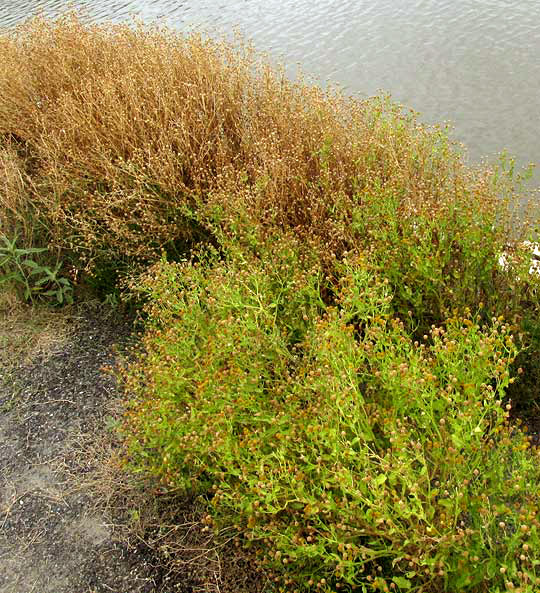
[0,14,503,276]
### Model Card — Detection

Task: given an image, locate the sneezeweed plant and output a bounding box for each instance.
[121,243,540,593]
[349,187,538,335]
[4,13,539,592]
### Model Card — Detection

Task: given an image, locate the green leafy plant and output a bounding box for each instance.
[121,242,540,593]
[0,232,73,305]
[349,189,534,333]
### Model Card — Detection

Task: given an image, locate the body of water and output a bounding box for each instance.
[1,0,539,173]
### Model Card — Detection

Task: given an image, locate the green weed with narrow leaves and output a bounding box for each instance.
[0,232,73,305]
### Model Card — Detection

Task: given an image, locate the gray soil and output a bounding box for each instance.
[0,308,172,593]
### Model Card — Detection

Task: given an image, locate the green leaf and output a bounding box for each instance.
[0,234,17,249]
[0,272,20,284]
[405,572,416,579]
[451,433,463,449]
[17,246,47,255]
[438,498,454,510]
[0,255,12,267]
[374,473,387,486]
[486,557,498,578]
[392,576,411,589]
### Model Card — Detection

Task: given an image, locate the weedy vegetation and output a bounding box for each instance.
[1,14,540,593]
[0,231,72,304]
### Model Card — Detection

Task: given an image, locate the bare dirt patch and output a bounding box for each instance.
[0,305,166,593]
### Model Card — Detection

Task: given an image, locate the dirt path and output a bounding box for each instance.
[0,308,170,593]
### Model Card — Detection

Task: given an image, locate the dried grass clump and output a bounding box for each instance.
[0,293,74,370]
[0,14,501,275]
[0,144,37,243]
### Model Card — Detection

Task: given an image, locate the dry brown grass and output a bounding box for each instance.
[0,289,75,370]
[0,143,37,242]
[0,14,500,275]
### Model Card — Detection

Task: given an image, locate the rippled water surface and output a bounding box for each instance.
[1,0,539,170]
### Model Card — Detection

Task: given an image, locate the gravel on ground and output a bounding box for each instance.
[0,307,172,593]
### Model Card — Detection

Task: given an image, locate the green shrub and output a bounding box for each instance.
[349,188,535,332]
[345,184,540,415]
[122,241,540,592]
